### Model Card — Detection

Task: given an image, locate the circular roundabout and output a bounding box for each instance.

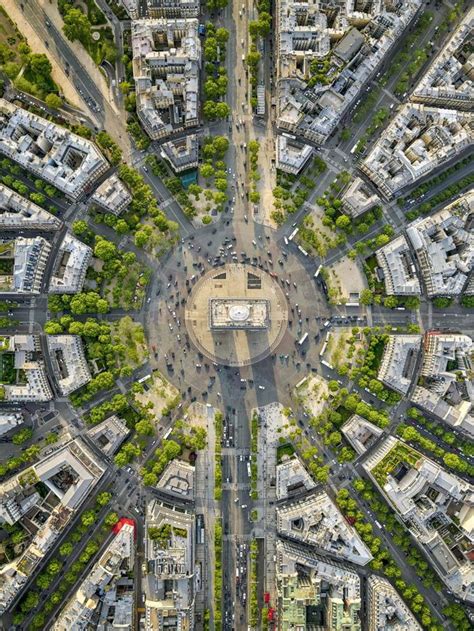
[185,263,289,367]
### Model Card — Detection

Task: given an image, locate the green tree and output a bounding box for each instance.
[59,542,74,557]
[81,509,96,528]
[105,511,119,526]
[63,8,92,44]
[96,492,112,507]
[359,289,374,305]
[45,93,63,109]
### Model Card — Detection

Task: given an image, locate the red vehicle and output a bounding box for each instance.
[264,592,270,604]
[268,608,275,621]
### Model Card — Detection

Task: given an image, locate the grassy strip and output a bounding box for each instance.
[214,518,223,629]
[250,412,258,500]
[214,411,223,500]
[248,539,259,627]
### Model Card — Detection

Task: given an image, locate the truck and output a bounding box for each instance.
[298,332,308,346]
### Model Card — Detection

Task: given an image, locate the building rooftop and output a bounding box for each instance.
[91,173,131,216]
[364,437,474,602]
[86,414,130,457]
[276,135,313,175]
[276,0,421,143]
[52,520,135,630]
[161,134,199,173]
[406,198,474,297]
[144,500,195,631]
[0,410,23,438]
[378,335,422,395]
[367,575,422,631]
[0,183,62,231]
[276,490,373,566]
[156,459,195,500]
[0,236,51,294]
[276,539,361,631]
[341,415,384,456]
[276,453,316,500]
[375,235,421,295]
[1,334,52,402]
[341,177,380,219]
[145,0,199,18]
[46,335,91,396]
[0,100,108,200]
[0,438,106,613]
[48,232,92,294]
[412,9,474,111]
[132,19,200,140]
[411,331,473,436]
[361,104,474,199]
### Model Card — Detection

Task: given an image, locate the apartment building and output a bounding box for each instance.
[0,184,62,231]
[411,331,474,436]
[46,335,91,396]
[276,453,316,500]
[276,0,421,143]
[276,135,313,175]
[0,411,23,438]
[53,519,135,630]
[161,134,199,173]
[375,235,421,295]
[276,490,373,565]
[0,100,108,200]
[0,236,51,294]
[367,575,422,631]
[406,199,474,298]
[132,19,200,140]
[146,0,199,18]
[364,436,474,602]
[276,539,362,631]
[91,173,132,216]
[87,414,130,457]
[156,459,195,500]
[341,415,383,456]
[412,9,474,111]
[341,177,380,219]
[48,232,92,294]
[143,500,195,630]
[377,335,422,395]
[1,334,52,402]
[360,104,473,199]
[0,438,106,613]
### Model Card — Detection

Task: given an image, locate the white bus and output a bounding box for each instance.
[298,332,308,345]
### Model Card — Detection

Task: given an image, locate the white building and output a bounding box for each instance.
[132,19,200,140]
[161,134,199,173]
[0,236,51,294]
[276,490,373,566]
[411,331,474,436]
[53,520,135,630]
[276,135,313,175]
[0,99,109,200]
[360,104,473,199]
[341,177,380,219]
[48,232,92,294]
[0,411,23,437]
[144,500,195,631]
[1,335,52,402]
[276,0,421,143]
[46,335,91,396]
[367,575,422,631]
[375,235,421,295]
[412,9,474,111]
[341,415,383,457]
[405,199,474,298]
[0,184,62,231]
[378,335,422,395]
[276,453,316,500]
[146,0,199,18]
[0,438,106,613]
[364,437,474,602]
[91,173,132,216]
[87,415,130,457]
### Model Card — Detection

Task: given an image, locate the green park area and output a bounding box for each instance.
[0,8,61,105]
